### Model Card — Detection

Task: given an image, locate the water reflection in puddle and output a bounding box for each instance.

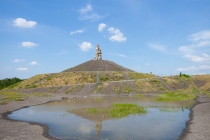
[8,96,194,140]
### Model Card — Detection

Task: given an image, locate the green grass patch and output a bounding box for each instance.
[0,91,28,105]
[157,91,195,101]
[32,92,50,97]
[135,94,144,98]
[85,103,146,119]
[110,103,147,118]
[122,86,132,93]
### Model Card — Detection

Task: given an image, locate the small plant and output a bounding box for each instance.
[157,91,195,101]
[84,103,147,119]
[122,86,132,93]
[110,103,147,118]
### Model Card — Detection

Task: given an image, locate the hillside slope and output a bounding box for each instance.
[63,60,133,72]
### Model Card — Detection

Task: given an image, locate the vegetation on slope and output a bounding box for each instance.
[192,75,210,97]
[0,77,23,90]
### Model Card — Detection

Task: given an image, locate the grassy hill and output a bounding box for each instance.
[1,59,210,97]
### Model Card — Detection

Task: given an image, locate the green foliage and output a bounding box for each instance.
[0,77,23,90]
[157,91,195,101]
[122,86,132,93]
[85,103,147,119]
[100,76,110,82]
[0,91,27,105]
[128,72,155,79]
[110,103,147,118]
[32,92,50,97]
[179,73,190,78]
[135,94,144,98]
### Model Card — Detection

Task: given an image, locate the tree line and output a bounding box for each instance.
[0,77,23,90]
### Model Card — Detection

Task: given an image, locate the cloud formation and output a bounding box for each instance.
[189,30,210,42]
[70,29,84,35]
[13,59,25,63]
[179,30,210,54]
[79,42,92,51]
[98,23,107,32]
[79,4,103,21]
[13,18,37,28]
[183,54,210,63]
[29,61,40,65]
[108,27,126,42]
[177,65,210,72]
[21,42,38,48]
[16,67,28,71]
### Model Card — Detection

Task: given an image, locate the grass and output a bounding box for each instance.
[32,92,50,97]
[0,91,27,105]
[0,91,50,105]
[85,103,147,119]
[122,86,133,93]
[110,103,147,118]
[157,91,196,101]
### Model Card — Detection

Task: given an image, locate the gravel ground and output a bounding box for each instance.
[0,94,209,140]
[180,95,210,140]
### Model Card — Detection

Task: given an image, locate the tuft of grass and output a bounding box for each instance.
[110,103,147,118]
[85,103,146,119]
[32,92,50,97]
[0,91,28,105]
[135,94,144,98]
[122,86,132,94]
[157,91,195,101]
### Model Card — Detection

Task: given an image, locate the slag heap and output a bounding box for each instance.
[94,44,102,60]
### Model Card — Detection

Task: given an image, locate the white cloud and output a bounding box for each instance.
[13,59,25,63]
[108,27,126,42]
[145,63,150,66]
[79,4,92,14]
[98,23,107,32]
[79,42,92,51]
[183,54,210,63]
[177,66,197,72]
[21,42,38,48]
[179,30,210,54]
[29,61,40,65]
[177,65,210,72]
[79,4,103,21]
[189,30,210,42]
[148,43,166,53]
[16,67,28,71]
[13,18,37,28]
[70,29,84,35]
[108,53,127,57]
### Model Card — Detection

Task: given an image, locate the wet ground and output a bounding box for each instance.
[8,96,194,140]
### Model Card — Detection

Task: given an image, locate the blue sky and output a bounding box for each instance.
[0,0,210,79]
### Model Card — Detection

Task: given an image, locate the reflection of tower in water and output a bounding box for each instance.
[95,120,102,137]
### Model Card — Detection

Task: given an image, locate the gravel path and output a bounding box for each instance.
[0,94,209,140]
[180,95,210,140]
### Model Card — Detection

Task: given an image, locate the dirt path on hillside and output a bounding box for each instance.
[0,94,210,140]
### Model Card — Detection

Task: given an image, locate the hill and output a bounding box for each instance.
[63,60,133,72]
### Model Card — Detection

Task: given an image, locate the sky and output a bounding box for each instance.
[0,0,210,79]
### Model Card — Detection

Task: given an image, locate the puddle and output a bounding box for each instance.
[8,96,194,140]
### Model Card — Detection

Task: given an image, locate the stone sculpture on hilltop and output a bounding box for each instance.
[94,44,102,60]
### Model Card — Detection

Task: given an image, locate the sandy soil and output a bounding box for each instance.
[0,93,209,140]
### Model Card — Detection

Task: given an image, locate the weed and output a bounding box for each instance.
[157,91,195,101]
[85,103,147,119]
